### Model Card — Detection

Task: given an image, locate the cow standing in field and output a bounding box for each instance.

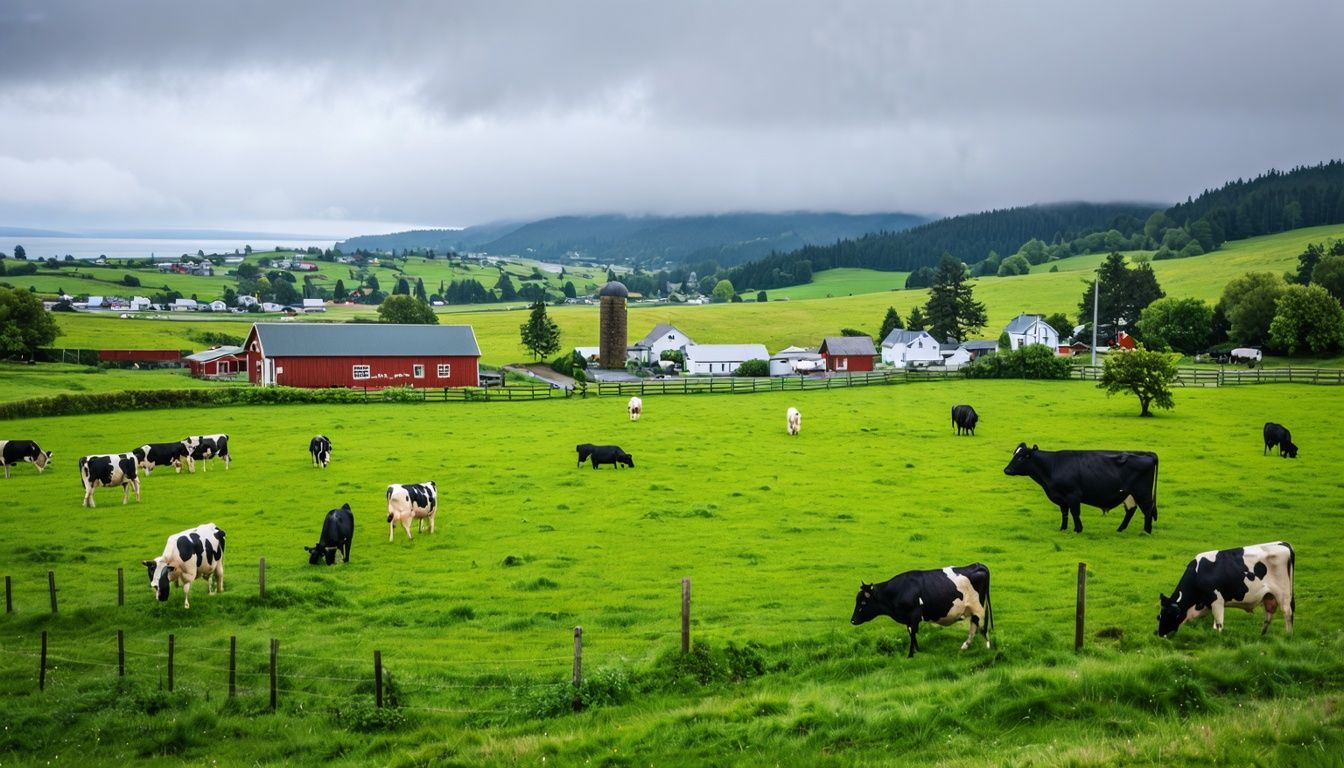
[1263,423,1298,458]
[306,503,354,565]
[1,440,53,478]
[851,564,993,658]
[952,405,978,436]
[310,435,332,468]
[1157,542,1294,637]
[628,396,643,421]
[1003,442,1159,534]
[79,453,141,507]
[586,445,634,469]
[387,482,437,542]
[133,441,193,475]
[786,407,802,436]
[183,434,231,471]
[142,522,226,608]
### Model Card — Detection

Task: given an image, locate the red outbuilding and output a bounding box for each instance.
[818,335,877,373]
[186,345,247,378]
[244,322,481,389]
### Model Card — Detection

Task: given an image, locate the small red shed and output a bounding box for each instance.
[244,322,481,389]
[186,346,247,378]
[818,335,877,373]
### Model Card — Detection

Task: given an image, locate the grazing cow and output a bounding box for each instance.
[587,445,634,469]
[1157,542,1294,638]
[310,435,332,468]
[951,405,979,436]
[628,396,643,421]
[1263,423,1298,459]
[1003,443,1159,533]
[306,503,354,565]
[851,564,993,658]
[183,434,231,471]
[786,407,802,436]
[387,482,437,542]
[78,453,141,507]
[132,441,193,475]
[1,440,53,478]
[142,523,226,609]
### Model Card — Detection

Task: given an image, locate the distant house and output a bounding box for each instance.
[819,336,876,373]
[879,329,942,368]
[629,323,694,363]
[944,340,999,369]
[244,322,481,389]
[186,346,246,378]
[85,296,105,309]
[302,298,325,313]
[1003,313,1060,351]
[296,262,318,272]
[684,343,769,375]
[208,300,228,312]
[260,302,284,313]
[130,296,152,311]
[236,295,258,307]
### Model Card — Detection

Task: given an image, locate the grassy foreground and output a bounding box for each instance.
[1,380,1341,765]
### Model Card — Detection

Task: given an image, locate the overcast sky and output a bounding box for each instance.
[1,1,1340,237]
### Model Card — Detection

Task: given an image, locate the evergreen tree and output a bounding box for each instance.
[519,301,561,360]
[1079,252,1164,338]
[906,306,927,331]
[1295,242,1325,285]
[333,279,347,301]
[495,273,518,301]
[923,254,987,344]
[878,306,903,341]
[394,277,410,295]
[563,281,577,299]
[414,278,428,303]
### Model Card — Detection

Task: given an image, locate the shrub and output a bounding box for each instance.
[963,344,1071,379]
[520,667,633,718]
[734,358,769,377]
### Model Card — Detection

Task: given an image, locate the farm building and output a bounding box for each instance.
[244,323,481,389]
[684,344,769,375]
[769,346,825,376]
[819,336,876,372]
[186,346,246,378]
[879,329,942,368]
[628,323,694,364]
[1003,313,1060,351]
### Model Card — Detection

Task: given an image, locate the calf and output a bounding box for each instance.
[1003,443,1159,533]
[1157,542,1294,637]
[142,523,226,608]
[133,441,193,475]
[306,503,354,565]
[587,444,634,469]
[628,396,643,421]
[851,564,993,658]
[786,407,802,436]
[1,440,53,478]
[310,435,332,468]
[387,481,437,542]
[951,405,978,436]
[79,453,141,507]
[1263,422,1297,459]
[183,434,231,471]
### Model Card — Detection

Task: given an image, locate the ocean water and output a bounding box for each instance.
[6,236,337,261]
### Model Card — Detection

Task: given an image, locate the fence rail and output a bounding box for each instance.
[1068,365,1344,386]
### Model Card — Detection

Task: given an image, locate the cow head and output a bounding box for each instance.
[1282,441,1298,459]
[851,583,881,625]
[1003,443,1037,476]
[35,450,52,472]
[1156,592,1185,637]
[620,453,635,468]
[305,545,334,566]
[142,559,175,602]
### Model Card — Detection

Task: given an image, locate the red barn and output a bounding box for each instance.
[244,323,481,389]
[186,346,247,378]
[819,335,877,373]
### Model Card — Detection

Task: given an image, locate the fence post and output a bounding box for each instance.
[117,630,125,677]
[269,639,278,712]
[229,636,236,698]
[259,557,266,598]
[374,650,383,708]
[168,634,175,692]
[39,631,47,691]
[48,571,57,613]
[1075,562,1087,652]
[572,626,583,692]
[681,577,691,655]
[117,568,124,607]
[5,575,10,614]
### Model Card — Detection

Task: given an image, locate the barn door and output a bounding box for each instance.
[263,359,276,386]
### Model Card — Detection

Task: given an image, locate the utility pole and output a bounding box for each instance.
[1090,276,1100,366]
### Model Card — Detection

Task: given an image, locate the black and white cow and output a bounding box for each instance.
[306,503,354,565]
[310,435,332,468]
[951,404,978,436]
[142,523,226,608]
[183,434,231,471]
[851,564,993,658]
[1003,443,1160,533]
[586,444,634,469]
[387,482,437,542]
[1263,423,1298,459]
[133,441,193,475]
[1157,542,1295,637]
[1,440,53,478]
[78,453,141,507]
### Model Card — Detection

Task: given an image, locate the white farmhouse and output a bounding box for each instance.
[769,346,825,376]
[628,323,694,364]
[130,296,152,311]
[684,343,769,375]
[1003,313,1060,351]
[171,298,199,311]
[879,329,942,368]
[260,302,284,313]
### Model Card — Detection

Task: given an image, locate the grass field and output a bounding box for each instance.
[0,363,243,403]
[2,381,1341,765]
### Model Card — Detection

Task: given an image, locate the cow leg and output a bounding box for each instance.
[132,479,141,502]
[84,487,95,508]
[961,615,980,651]
[122,484,130,505]
[1283,595,1294,636]
[428,511,436,535]
[182,581,192,609]
[403,518,414,541]
[187,456,196,473]
[3,464,9,479]
[388,520,396,543]
[1071,505,1083,533]
[1142,503,1155,534]
[1117,502,1136,532]
[906,624,919,658]
[1058,506,1069,531]
[1211,601,1226,631]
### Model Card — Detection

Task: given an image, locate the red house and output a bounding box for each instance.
[818,335,877,373]
[244,323,481,389]
[186,346,247,378]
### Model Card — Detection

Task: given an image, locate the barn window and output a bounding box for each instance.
[413,364,425,378]
[437,363,451,378]
[352,365,371,380]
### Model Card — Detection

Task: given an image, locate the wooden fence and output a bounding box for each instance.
[1068,365,1344,386]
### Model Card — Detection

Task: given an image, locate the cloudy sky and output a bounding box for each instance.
[1,1,1340,237]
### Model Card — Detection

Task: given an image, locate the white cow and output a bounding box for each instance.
[142,523,226,608]
[387,481,438,542]
[786,407,802,436]
[78,453,141,507]
[628,396,643,421]
[183,434,231,471]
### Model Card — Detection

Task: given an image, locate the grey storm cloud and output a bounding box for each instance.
[0,0,1341,234]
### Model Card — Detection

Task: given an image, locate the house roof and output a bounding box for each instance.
[1004,313,1045,334]
[960,340,1000,352]
[820,336,876,356]
[186,346,245,363]
[249,323,481,358]
[685,343,769,362]
[880,328,935,347]
[636,323,685,346]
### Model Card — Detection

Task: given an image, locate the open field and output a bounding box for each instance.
[766,267,912,300]
[0,363,244,403]
[2,381,1341,765]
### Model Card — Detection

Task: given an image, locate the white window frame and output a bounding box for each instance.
[413,364,425,379]
[352,364,371,380]
[437,363,452,378]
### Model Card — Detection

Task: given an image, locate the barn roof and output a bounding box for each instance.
[185,346,245,363]
[685,343,769,362]
[880,328,935,347]
[819,336,876,356]
[1004,313,1046,334]
[249,323,480,358]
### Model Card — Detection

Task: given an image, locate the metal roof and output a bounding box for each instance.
[185,346,245,363]
[880,329,935,347]
[636,323,685,346]
[685,343,769,362]
[250,323,480,358]
[1004,313,1045,334]
[820,336,876,356]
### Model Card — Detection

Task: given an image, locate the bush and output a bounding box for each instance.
[963,344,1071,379]
[520,667,633,718]
[734,358,769,377]
[188,330,244,347]
[0,386,374,420]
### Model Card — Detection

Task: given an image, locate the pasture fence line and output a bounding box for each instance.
[583,368,961,398]
[1069,365,1344,386]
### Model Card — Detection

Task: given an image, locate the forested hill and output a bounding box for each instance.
[1163,161,1344,241]
[337,212,927,267]
[727,202,1159,290]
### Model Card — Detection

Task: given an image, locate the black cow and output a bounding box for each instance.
[133,441,193,475]
[1,440,53,478]
[576,443,595,467]
[586,445,634,469]
[951,405,978,436]
[851,564,993,658]
[1263,423,1297,459]
[1157,542,1295,637]
[310,435,332,468]
[306,503,354,565]
[1003,443,1159,533]
[183,434,231,471]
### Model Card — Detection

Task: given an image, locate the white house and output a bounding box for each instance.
[236,295,259,307]
[769,346,825,376]
[130,296,152,311]
[260,302,284,313]
[943,340,1000,369]
[684,343,769,375]
[209,300,228,312]
[85,295,105,308]
[302,298,325,313]
[879,329,942,368]
[628,323,694,363]
[1003,313,1060,351]
[171,298,199,311]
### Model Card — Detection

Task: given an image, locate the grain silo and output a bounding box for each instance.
[598,280,629,369]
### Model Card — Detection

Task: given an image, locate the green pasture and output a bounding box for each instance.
[766,267,912,301]
[1,381,1341,765]
[0,363,243,402]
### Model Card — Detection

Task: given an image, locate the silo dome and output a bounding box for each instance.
[599,281,629,298]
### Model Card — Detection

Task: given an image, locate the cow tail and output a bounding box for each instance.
[983,569,994,638]
[1151,456,1159,520]
[1286,541,1296,614]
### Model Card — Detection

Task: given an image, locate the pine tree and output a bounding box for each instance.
[906,306,927,331]
[923,254,987,343]
[414,278,427,303]
[878,306,903,341]
[519,301,561,360]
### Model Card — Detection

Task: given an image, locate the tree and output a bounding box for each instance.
[495,273,518,301]
[1044,312,1074,339]
[1310,254,1344,301]
[906,306,927,331]
[1079,252,1165,338]
[121,274,141,287]
[244,245,252,255]
[333,279,347,301]
[711,279,735,303]
[606,268,617,283]
[271,278,300,306]
[414,278,428,303]
[562,281,577,299]
[923,254,987,344]
[1268,284,1344,356]
[840,328,866,337]
[222,286,238,306]
[13,245,25,260]
[519,301,561,360]
[1218,271,1286,346]
[904,266,936,289]
[1136,297,1213,354]
[756,291,767,303]
[1098,348,1179,417]
[878,306,903,342]
[997,254,1031,276]
[365,274,380,293]
[394,277,411,296]
[1017,238,1048,265]
[0,287,60,358]
[377,294,438,324]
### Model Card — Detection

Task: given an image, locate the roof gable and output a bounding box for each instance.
[820,336,876,356]
[1004,313,1046,334]
[249,323,481,358]
[880,328,935,347]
